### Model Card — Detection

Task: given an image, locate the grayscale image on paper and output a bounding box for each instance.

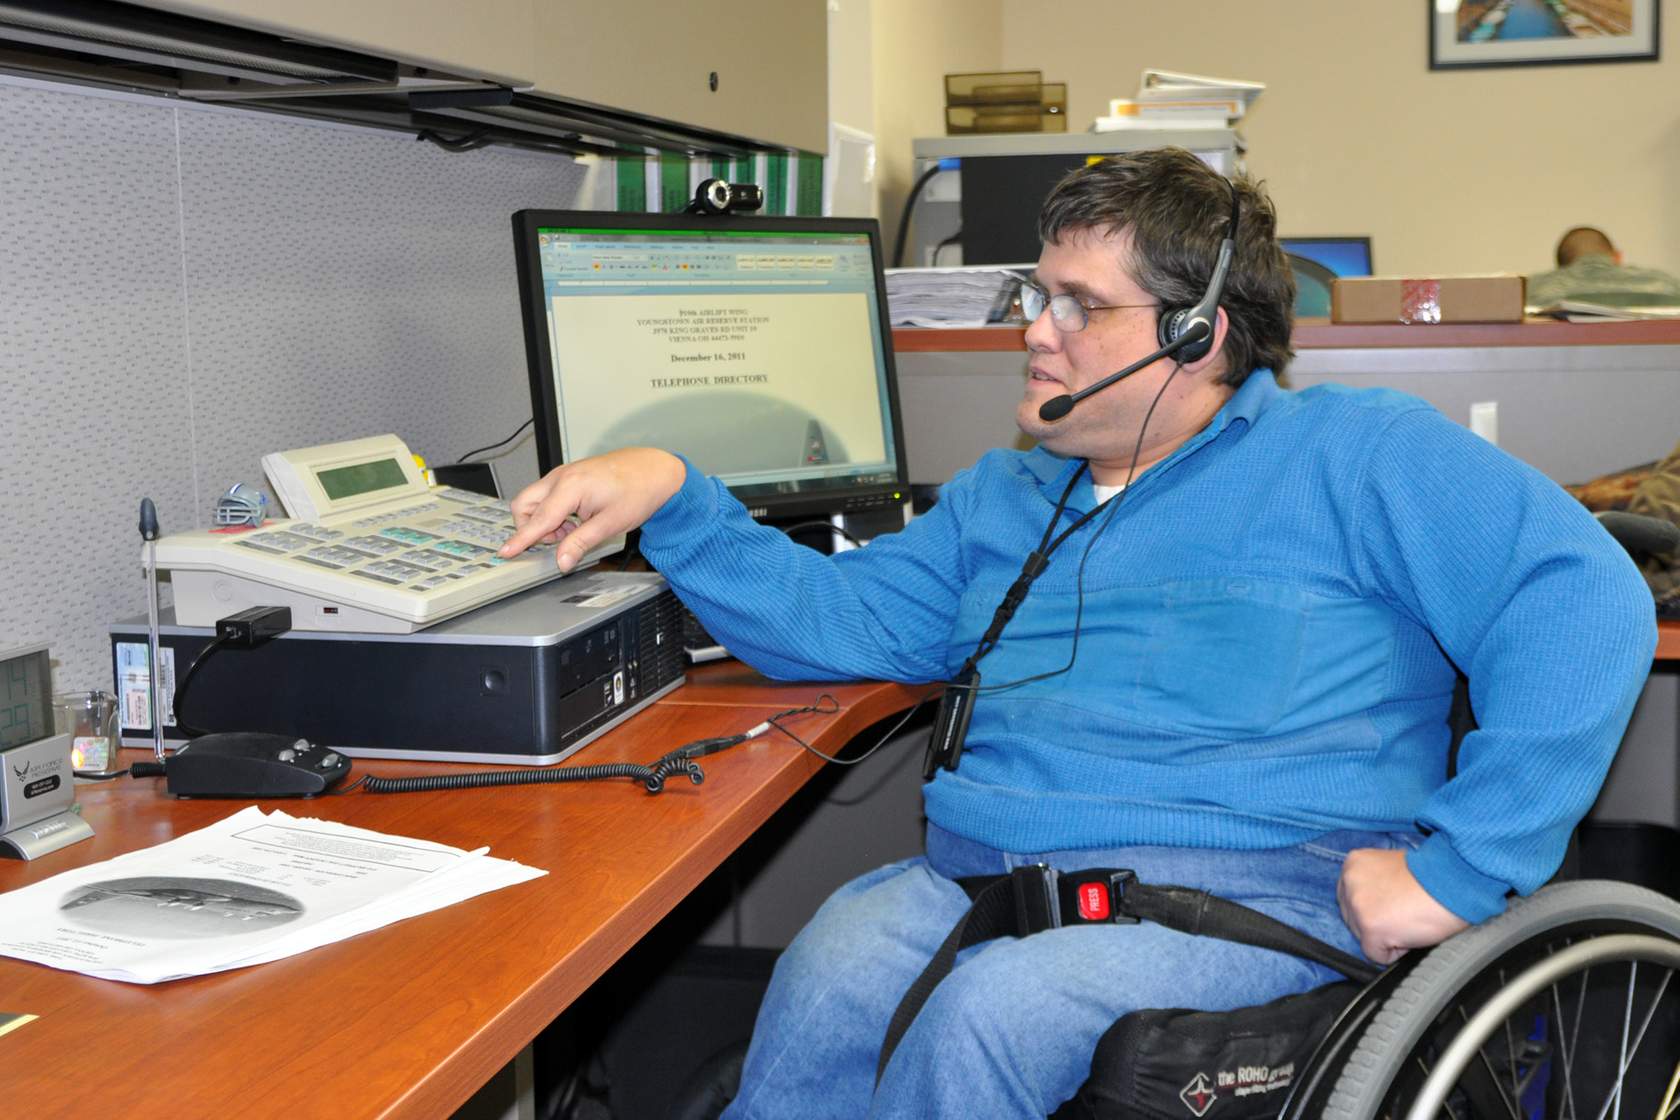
[62,877,304,939]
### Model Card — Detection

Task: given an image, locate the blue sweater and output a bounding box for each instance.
[640,372,1656,922]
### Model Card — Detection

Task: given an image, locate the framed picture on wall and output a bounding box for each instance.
[1430,0,1660,69]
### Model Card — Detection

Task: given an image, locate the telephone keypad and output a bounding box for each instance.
[346,535,407,556]
[379,527,441,545]
[236,530,312,554]
[433,540,497,559]
[300,544,376,569]
[400,550,460,572]
[455,507,507,525]
[351,558,429,585]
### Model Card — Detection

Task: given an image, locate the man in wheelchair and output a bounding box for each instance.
[501,148,1661,1117]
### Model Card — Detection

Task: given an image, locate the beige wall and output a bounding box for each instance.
[829,0,875,142]
[989,0,1680,278]
[872,0,1004,260]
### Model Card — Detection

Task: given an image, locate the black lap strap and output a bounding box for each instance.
[1113,882,1378,982]
[875,869,1024,1084]
[875,864,1379,1086]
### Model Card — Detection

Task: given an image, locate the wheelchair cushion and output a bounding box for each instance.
[1050,979,1361,1120]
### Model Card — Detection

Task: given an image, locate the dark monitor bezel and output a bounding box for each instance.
[512,209,911,521]
[1278,236,1374,277]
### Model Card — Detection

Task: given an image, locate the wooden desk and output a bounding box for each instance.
[1658,618,1680,662]
[0,665,931,1120]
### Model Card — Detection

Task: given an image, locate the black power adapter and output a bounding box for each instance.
[214,605,293,648]
[169,606,293,741]
[131,603,352,797]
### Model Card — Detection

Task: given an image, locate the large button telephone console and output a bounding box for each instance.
[152,434,620,634]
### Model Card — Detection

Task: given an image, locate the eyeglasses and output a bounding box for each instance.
[1018,281,1159,334]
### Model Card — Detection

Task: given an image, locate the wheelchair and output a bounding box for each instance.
[1057,654,1680,1117]
[1273,876,1680,1120]
[1057,681,1680,1118]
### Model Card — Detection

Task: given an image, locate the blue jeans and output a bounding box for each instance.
[722,825,1418,1120]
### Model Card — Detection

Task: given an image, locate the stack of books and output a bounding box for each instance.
[1093,69,1264,132]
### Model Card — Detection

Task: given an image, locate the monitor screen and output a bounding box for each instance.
[513,211,909,521]
[1279,236,1374,278]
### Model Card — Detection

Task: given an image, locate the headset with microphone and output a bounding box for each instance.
[1037,179,1242,423]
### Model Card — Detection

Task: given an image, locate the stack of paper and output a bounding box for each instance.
[1532,299,1680,322]
[1093,69,1264,132]
[0,806,545,984]
[885,266,1027,328]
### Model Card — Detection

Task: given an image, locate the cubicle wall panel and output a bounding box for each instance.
[1601,673,1680,828]
[1288,346,1680,485]
[0,83,196,691]
[174,110,586,513]
[0,77,589,694]
[899,343,1680,490]
[896,349,1032,485]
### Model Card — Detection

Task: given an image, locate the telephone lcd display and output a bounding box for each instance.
[316,458,408,501]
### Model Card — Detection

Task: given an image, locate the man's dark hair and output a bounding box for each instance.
[1037,147,1295,387]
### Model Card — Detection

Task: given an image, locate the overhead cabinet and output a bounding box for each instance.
[100,0,828,152]
[146,0,537,86]
[529,1,827,153]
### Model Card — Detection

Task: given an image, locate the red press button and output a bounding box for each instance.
[1076,882,1110,921]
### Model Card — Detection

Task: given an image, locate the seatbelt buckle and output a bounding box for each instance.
[1056,869,1141,926]
[1009,864,1061,933]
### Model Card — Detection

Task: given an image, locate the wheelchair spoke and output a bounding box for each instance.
[1551,980,1581,1120]
[1615,960,1631,1120]
[1449,1000,1523,1120]
[1588,962,1674,1120]
[1499,968,1520,1107]
[1587,963,1633,1120]
[1409,1052,1460,1120]
[1659,1059,1680,1120]
[1471,1047,1523,1120]
[1622,966,1672,1069]
[1553,941,1591,1120]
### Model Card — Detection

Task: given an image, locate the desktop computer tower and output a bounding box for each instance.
[908,132,1240,268]
[109,574,687,764]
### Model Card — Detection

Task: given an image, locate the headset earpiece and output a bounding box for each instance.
[1157,306,1208,361]
[1153,180,1241,367]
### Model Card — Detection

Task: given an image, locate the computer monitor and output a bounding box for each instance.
[512,211,909,523]
[1279,236,1374,278]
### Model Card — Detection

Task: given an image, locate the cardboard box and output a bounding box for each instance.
[1331,275,1526,324]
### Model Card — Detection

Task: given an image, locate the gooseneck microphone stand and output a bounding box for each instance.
[139,498,166,760]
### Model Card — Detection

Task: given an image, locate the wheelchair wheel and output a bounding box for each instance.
[1321,880,1680,1120]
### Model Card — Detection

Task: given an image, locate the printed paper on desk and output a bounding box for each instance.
[0,806,545,984]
